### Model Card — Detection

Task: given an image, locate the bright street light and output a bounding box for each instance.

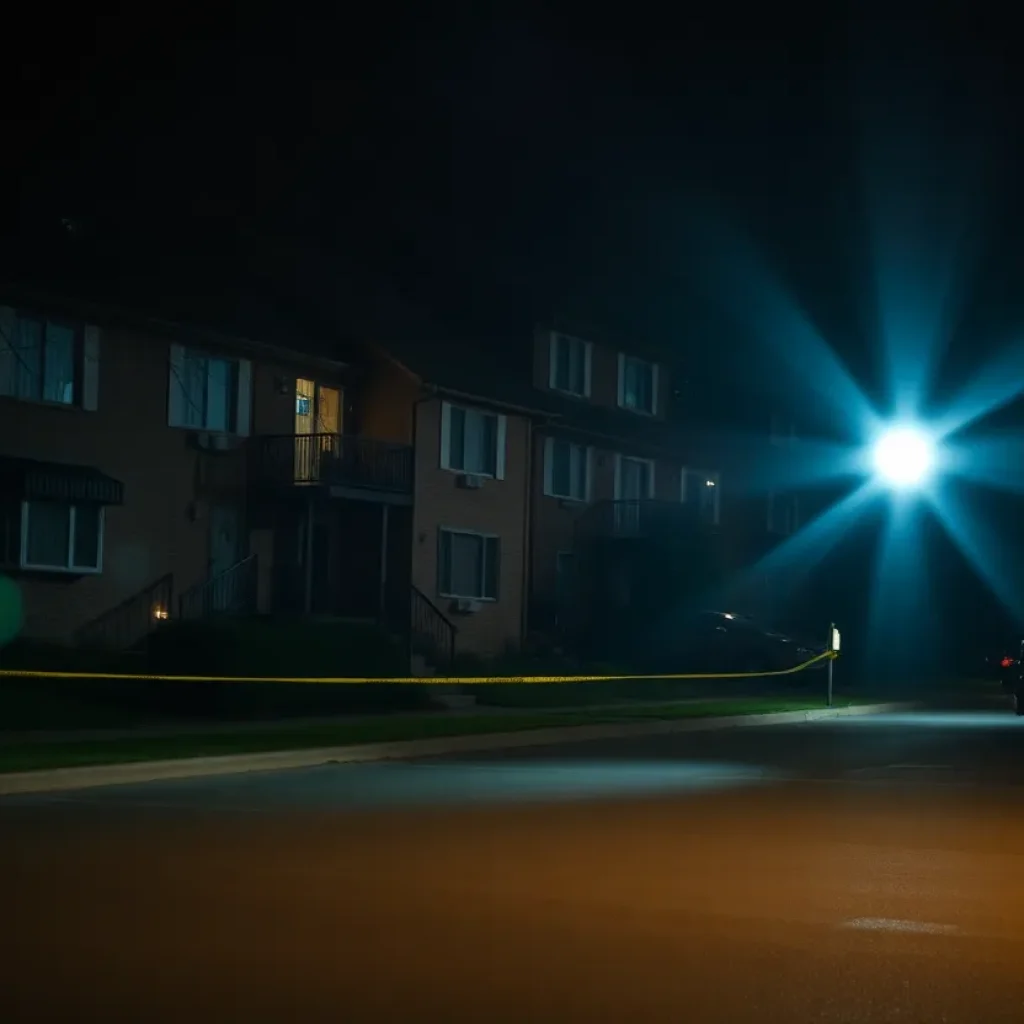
[871,425,936,490]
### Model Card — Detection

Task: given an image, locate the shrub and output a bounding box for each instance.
[138,617,430,719]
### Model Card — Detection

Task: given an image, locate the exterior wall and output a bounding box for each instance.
[359,358,418,444]
[0,321,229,640]
[532,326,672,420]
[411,397,530,657]
[0,309,359,642]
[529,427,688,602]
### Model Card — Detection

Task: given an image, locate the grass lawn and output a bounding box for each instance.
[0,697,870,774]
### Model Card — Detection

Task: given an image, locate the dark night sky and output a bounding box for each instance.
[1,8,1020,412]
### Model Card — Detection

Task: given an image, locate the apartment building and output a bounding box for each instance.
[363,315,742,659]
[0,288,429,651]
[3,274,790,666]
[0,285,548,665]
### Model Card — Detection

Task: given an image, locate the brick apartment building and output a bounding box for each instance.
[0,285,539,665]
[376,319,738,659]
[1,282,801,667]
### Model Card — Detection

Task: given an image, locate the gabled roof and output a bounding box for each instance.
[367,307,700,456]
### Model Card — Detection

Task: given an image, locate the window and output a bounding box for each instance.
[438,529,500,600]
[544,438,590,501]
[0,312,96,407]
[549,333,591,397]
[682,469,720,525]
[440,402,506,478]
[617,354,658,415]
[168,344,252,434]
[767,493,800,535]
[19,501,103,573]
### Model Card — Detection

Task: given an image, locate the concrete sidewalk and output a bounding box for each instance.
[0,702,913,796]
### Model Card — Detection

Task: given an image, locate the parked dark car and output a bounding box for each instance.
[634,609,826,678]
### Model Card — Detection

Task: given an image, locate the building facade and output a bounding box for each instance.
[1,289,815,666]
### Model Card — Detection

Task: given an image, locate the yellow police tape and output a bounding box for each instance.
[0,650,835,685]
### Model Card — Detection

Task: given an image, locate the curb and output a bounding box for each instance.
[0,702,914,796]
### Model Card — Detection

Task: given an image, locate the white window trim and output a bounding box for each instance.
[167,343,252,436]
[19,501,105,574]
[437,527,501,602]
[0,307,98,410]
[616,353,659,417]
[439,401,507,480]
[613,454,656,499]
[542,437,592,502]
[548,332,593,398]
[681,468,721,525]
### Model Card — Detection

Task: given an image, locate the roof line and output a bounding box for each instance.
[366,340,561,418]
[0,281,351,371]
[428,383,561,419]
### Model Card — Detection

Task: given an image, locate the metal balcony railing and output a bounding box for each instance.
[410,585,456,672]
[249,433,413,494]
[76,573,175,650]
[178,554,259,620]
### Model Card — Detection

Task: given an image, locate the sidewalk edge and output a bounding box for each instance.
[0,702,915,795]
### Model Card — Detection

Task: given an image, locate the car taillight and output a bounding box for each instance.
[1002,657,1017,668]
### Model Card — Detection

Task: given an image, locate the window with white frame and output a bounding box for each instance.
[18,500,104,573]
[767,493,800,535]
[168,344,252,434]
[440,402,506,478]
[0,310,98,408]
[682,469,720,525]
[438,529,500,600]
[617,354,658,416]
[544,438,590,501]
[549,333,591,397]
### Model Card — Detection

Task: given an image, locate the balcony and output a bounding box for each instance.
[249,433,413,497]
[575,499,711,543]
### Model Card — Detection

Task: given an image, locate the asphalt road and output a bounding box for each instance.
[4,701,1024,1021]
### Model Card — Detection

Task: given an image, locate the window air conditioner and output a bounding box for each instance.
[453,598,482,614]
[457,474,485,489]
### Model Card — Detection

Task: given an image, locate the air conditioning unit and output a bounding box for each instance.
[457,474,485,489]
[453,597,482,614]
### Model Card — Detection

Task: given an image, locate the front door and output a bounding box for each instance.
[615,457,653,534]
[209,505,241,611]
[295,379,342,481]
